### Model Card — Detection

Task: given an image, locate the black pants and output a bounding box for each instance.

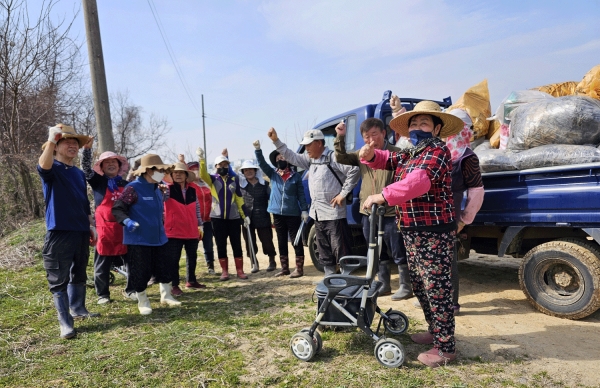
[212,218,243,258]
[273,214,304,257]
[201,221,214,266]
[42,230,90,293]
[361,215,407,265]
[125,244,170,293]
[242,224,277,259]
[94,249,124,298]
[314,218,352,267]
[165,238,200,286]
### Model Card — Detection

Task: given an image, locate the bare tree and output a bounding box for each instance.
[0,0,83,219]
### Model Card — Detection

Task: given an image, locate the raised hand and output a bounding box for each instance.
[390,95,402,113]
[267,127,279,142]
[253,140,261,150]
[83,136,94,149]
[222,148,228,158]
[335,120,346,136]
[48,126,63,145]
[359,140,376,161]
[178,154,185,163]
[196,147,205,159]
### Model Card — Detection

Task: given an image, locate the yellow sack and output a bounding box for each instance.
[489,129,500,149]
[576,64,600,100]
[447,79,491,140]
[534,81,578,97]
[486,119,500,139]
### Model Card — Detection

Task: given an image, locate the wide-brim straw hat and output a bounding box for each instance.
[93,151,129,177]
[389,101,465,138]
[131,154,174,176]
[41,124,91,150]
[170,162,196,183]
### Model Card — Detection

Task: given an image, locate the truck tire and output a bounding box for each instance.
[307,225,324,272]
[519,239,600,320]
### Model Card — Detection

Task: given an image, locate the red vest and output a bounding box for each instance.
[164,183,199,239]
[191,182,211,222]
[96,187,127,256]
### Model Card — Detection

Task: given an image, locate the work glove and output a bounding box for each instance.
[253,140,261,150]
[243,217,251,228]
[390,95,403,114]
[301,211,309,223]
[196,147,205,159]
[48,126,63,144]
[123,218,140,232]
[198,225,204,240]
[89,226,98,246]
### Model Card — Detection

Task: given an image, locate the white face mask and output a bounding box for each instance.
[151,171,165,183]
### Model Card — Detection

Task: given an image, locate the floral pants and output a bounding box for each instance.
[403,229,456,353]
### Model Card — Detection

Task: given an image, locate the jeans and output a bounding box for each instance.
[361,215,407,265]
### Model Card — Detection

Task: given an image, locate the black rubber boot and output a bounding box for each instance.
[391,264,414,301]
[266,256,277,272]
[378,261,392,296]
[68,283,100,319]
[53,291,76,339]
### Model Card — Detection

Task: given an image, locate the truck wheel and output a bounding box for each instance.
[308,225,324,272]
[519,239,600,320]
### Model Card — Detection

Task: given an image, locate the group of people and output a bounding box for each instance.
[37,95,483,369]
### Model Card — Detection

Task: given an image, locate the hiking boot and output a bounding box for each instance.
[171,285,183,296]
[185,281,206,290]
[289,256,304,278]
[417,347,457,368]
[266,256,277,272]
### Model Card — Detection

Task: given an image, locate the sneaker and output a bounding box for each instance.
[147,277,156,287]
[171,285,183,296]
[122,290,137,301]
[207,268,216,275]
[97,297,111,305]
[185,281,206,290]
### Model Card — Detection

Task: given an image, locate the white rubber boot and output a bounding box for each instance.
[137,291,152,315]
[160,283,182,306]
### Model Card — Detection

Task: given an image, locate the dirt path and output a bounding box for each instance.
[226,240,600,387]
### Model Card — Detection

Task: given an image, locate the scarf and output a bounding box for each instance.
[107,175,123,193]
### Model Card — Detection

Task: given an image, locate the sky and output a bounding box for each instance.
[27,0,600,164]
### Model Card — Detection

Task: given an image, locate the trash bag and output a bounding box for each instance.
[511,144,600,170]
[575,64,600,100]
[534,81,578,97]
[507,96,600,150]
[491,90,554,125]
[475,148,517,172]
[447,79,492,140]
[474,142,493,153]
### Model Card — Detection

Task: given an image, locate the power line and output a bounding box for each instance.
[146,0,201,114]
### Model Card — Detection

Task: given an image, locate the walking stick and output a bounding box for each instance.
[245,222,260,273]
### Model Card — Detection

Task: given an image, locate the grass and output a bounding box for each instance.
[0,220,576,387]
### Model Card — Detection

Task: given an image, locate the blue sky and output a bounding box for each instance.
[33,0,600,164]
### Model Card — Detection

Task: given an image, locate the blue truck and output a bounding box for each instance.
[298,91,600,320]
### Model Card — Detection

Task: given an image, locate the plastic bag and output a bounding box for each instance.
[575,64,600,100]
[491,90,554,125]
[447,79,491,140]
[474,148,517,172]
[534,81,578,97]
[511,144,600,170]
[499,123,510,150]
[507,96,600,151]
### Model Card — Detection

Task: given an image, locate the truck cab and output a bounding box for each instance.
[296,90,452,270]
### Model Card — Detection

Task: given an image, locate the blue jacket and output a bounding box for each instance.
[122,177,168,246]
[256,149,308,217]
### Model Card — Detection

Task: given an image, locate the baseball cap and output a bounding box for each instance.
[299,130,325,145]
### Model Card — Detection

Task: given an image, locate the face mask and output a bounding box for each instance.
[277,160,288,169]
[217,167,229,176]
[151,171,165,183]
[409,130,433,146]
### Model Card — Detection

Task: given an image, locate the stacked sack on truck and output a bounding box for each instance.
[474,64,600,172]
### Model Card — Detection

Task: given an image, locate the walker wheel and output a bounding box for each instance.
[383,310,409,335]
[374,338,405,368]
[301,328,322,354]
[290,332,316,361]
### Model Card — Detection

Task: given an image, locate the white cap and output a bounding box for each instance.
[299,130,325,145]
[214,155,229,166]
[448,109,472,126]
[240,160,258,171]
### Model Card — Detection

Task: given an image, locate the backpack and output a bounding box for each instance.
[309,150,353,202]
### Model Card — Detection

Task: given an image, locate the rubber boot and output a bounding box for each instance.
[160,283,182,306]
[391,264,414,301]
[52,291,76,339]
[323,265,336,277]
[378,261,392,296]
[136,290,152,315]
[266,256,277,272]
[67,283,100,319]
[290,256,304,278]
[234,257,248,279]
[218,258,230,281]
[274,255,290,277]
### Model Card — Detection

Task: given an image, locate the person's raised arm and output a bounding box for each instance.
[38,126,63,170]
[254,140,275,177]
[333,120,359,166]
[268,127,310,170]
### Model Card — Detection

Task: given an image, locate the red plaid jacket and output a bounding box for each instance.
[386,138,455,230]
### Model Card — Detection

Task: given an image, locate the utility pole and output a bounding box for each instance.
[202,94,207,164]
[82,0,115,152]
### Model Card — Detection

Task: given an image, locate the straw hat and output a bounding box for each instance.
[389,101,465,138]
[131,154,174,176]
[170,162,196,183]
[93,151,129,177]
[41,124,91,150]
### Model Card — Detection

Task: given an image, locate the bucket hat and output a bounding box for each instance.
[42,124,91,150]
[170,162,196,183]
[131,154,173,176]
[93,151,129,177]
[389,101,464,138]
